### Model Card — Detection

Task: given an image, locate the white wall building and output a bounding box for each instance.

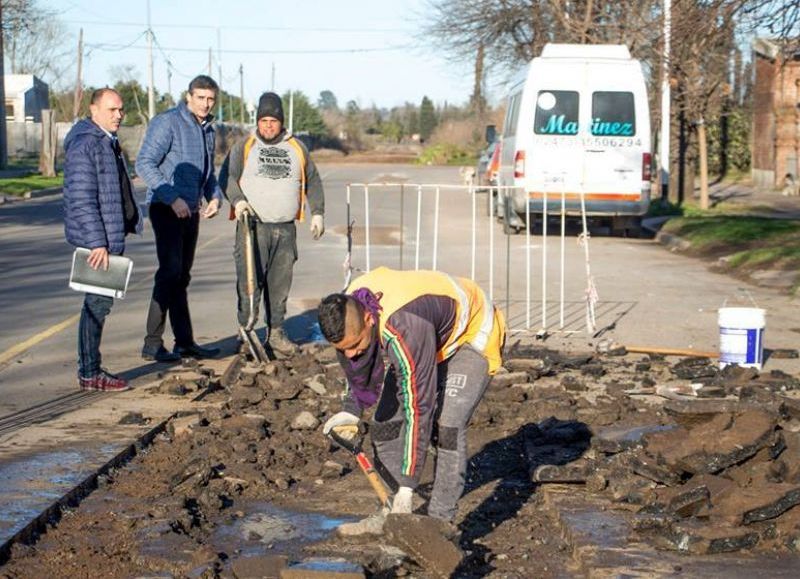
[4,75,49,123]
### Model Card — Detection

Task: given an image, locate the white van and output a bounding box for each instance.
[496,43,651,233]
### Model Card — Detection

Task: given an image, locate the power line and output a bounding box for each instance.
[84,31,147,57]
[83,42,411,55]
[64,19,410,33]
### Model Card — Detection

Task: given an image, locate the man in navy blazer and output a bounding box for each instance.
[63,88,140,391]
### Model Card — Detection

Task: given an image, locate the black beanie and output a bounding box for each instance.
[257,92,284,123]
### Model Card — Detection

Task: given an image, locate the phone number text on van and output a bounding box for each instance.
[534,136,644,148]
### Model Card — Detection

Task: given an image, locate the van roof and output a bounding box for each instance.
[540,43,631,60]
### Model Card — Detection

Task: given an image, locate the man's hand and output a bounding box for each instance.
[234,200,253,221]
[202,198,220,219]
[310,214,324,240]
[87,247,109,271]
[171,197,191,219]
[322,411,360,441]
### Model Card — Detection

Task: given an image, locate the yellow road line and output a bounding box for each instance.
[0,232,227,367]
[0,313,81,366]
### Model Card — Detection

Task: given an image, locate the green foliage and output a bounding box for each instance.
[419,96,437,141]
[706,107,751,176]
[281,91,329,136]
[381,120,404,143]
[416,143,475,166]
[318,90,339,111]
[662,216,800,249]
[215,89,247,124]
[0,173,63,196]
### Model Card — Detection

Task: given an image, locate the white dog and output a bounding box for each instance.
[460,166,476,185]
[782,173,800,197]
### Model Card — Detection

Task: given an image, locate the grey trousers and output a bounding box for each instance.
[372,345,490,522]
[234,220,297,330]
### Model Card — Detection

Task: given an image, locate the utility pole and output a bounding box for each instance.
[271,63,275,92]
[239,64,245,124]
[0,1,7,169]
[288,90,294,134]
[208,48,212,76]
[167,66,172,102]
[72,28,84,121]
[146,0,155,120]
[217,27,223,121]
[659,0,671,202]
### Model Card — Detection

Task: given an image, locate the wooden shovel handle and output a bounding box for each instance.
[356,452,390,507]
[242,214,255,296]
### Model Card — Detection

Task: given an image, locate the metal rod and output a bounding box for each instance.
[365,185,371,272]
[560,175,566,329]
[470,182,476,280]
[525,189,531,329]
[542,187,548,330]
[433,186,440,271]
[399,184,405,270]
[506,195,511,324]
[489,182,495,302]
[415,185,422,270]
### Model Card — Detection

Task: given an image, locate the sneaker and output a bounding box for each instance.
[268,327,298,356]
[336,509,387,537]
[142,344,181,362]
[79,370,130,392]
[174,343,220,359]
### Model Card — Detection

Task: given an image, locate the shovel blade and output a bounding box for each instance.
[239,326,271,364]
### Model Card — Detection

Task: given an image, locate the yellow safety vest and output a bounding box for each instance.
[347,267,506,374]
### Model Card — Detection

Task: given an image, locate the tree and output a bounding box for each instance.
[419,96,437,141]
[2,0,71,84]
[318,90,339,111]
[282,91,329,136]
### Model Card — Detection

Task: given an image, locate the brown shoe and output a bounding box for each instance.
[269,327,297,356]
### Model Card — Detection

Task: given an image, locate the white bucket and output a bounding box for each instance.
[718,307,766,370]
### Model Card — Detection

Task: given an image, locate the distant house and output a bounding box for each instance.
[4,74,49,123]
[751,39,800,188]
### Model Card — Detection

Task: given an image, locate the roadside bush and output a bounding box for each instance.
[416,143,475,166]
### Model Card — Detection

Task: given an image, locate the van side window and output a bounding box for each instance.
[591,92,636,136]
[534,91,579,136]
[504,92,522,137]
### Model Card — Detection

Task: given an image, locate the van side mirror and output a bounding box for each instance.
[485,125,497,144]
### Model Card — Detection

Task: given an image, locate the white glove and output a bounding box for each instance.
[234,200,254,221]
[310,214,324,240]
[391,486,413,514]
[322,411,359,438]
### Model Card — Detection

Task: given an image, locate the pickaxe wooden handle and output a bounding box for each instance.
[328,425,390,508]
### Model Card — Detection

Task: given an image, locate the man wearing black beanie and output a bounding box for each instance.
[221,92,325,355]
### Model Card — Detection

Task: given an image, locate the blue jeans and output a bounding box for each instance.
[78,293,114,379]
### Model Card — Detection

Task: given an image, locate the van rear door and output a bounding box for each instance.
[581,64,648,210]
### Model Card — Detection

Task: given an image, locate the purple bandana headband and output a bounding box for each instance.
[346,287,385,409]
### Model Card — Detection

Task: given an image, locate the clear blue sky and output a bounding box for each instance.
[48,0,480,110]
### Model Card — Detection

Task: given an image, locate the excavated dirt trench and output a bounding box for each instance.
[2,342,800,578]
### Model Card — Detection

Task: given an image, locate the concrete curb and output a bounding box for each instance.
[23,186,63,200]
[655,229,691,251]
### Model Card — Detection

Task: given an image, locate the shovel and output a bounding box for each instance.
[327,424,391,508]
[239,212,271,364]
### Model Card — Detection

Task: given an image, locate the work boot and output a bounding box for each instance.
[174,343,220,359]
[336,509,388,537]
[268,327,297,356]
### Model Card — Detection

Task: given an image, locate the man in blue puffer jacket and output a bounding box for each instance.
[64,88,140,391]
[137,75,223,362]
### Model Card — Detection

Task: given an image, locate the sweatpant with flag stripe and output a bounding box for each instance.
[370,344,490,522]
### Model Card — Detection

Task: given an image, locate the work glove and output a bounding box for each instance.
[234,200,254,221]
[322,411,360,442]
[391,486,413,514]
[310,214,325,240]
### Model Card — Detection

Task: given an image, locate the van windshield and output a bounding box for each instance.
[591,92,636,136]
[534,91,579,136]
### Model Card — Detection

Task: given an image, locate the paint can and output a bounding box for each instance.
[718,307,766,370]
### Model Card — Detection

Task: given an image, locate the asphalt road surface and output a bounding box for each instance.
[1,163,798,418]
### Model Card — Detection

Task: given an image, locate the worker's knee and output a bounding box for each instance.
[370,419,403,442]
[436,425,461,451]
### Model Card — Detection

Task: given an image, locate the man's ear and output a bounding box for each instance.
[364,310,374,328]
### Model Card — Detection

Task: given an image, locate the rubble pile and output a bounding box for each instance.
[3,341,799,578]
[497,347,800,556]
